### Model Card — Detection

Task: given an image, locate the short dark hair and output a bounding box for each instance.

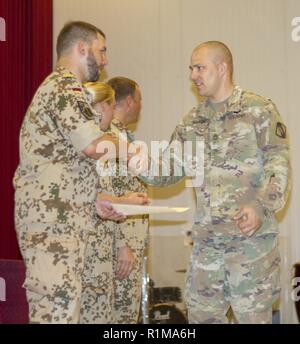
[56,21,106,58]
[194,41,234,80]
[107,77,138,103]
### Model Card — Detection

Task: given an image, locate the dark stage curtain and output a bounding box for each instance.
[0,0,53,259]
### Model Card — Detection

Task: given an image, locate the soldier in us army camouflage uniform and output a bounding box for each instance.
[95,77,149,323]
[13,21,122,324]
[138,41,290,323]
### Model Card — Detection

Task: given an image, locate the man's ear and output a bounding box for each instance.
[218,61,227,77]
[77,40,88,57]
[125,94,133,109]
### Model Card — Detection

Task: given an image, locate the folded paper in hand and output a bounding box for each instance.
[111,203,189,216]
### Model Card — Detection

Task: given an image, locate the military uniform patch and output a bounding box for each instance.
[275,122,287,139]
[72,87,82,93]
[77,101,94,120]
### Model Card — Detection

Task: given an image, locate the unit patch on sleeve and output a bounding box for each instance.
[275,122,287,139]
[77,101,94,120]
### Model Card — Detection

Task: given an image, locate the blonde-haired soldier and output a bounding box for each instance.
[80,82,126,323]
[85,82,115,131]
[81,80,147,323]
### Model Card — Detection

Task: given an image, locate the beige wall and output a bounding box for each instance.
[54,0,300,323]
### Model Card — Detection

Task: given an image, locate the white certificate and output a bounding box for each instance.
[111,203,189,216]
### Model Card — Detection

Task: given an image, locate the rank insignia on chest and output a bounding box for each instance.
[275,122,287,139]
[77,101,94,120]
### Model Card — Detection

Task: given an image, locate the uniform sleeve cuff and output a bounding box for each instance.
[69,121,103,152]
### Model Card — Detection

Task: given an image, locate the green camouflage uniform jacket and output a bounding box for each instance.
[142,86,290,235]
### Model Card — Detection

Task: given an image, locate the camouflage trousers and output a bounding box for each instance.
[185,223,280,324]
[16,222,87,324]
[80,226,115,324]
[113,247,145,324]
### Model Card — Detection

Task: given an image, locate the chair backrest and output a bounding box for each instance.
[0,259,29,324]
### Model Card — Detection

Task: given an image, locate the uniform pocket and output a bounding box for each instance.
[23,232,82,299]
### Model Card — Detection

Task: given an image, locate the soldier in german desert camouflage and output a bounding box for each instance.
[13,21,122,324]
[92,77,149,323]
[107,77,148,324]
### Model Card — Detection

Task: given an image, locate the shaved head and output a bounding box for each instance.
[193,41,233,80]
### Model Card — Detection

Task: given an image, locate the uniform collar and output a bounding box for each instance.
[55,66,78,79]
[55,66,88,98]
[110,118,135,142]
[201,85,243,120]
[226,85,243,114]
[111,118,127,131]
